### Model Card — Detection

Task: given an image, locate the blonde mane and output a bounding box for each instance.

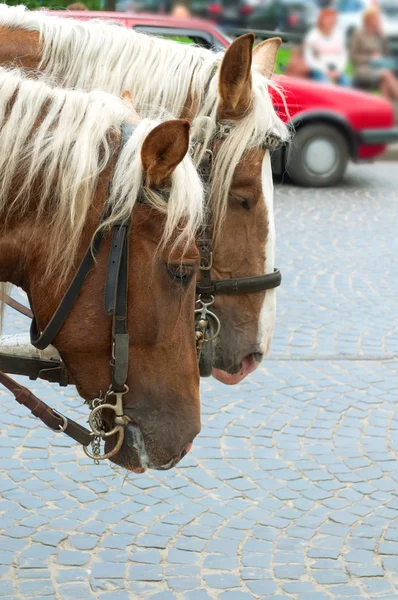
[0,4,289,240]
[0,67,203,282]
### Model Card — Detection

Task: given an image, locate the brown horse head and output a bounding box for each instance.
[0,70,203,472]
[52,121,202,472]
[196,35,285,384]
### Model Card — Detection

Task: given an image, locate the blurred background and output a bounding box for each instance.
[5,0,398,184]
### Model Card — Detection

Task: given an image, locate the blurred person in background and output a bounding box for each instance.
[350,7,398,100]
[171,3,191,17]
[304,7,349,85]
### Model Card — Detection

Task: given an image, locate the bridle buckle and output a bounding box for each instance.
[83,385,130,462]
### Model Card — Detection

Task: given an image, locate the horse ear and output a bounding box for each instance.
[141,120,190,186]
[252,37,282,78]
[121,90,140,123]
[218,33,254,120]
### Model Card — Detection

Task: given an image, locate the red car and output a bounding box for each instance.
[50,10,398,186]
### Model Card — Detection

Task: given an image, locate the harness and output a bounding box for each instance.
[193,119,283,373]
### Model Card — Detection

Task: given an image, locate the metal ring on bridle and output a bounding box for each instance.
[87,403,125,437]
[195,295,221,343]
[51,409,68,433]
[83,426,125,460]
[83,384,130,461]
[201,311,221,342]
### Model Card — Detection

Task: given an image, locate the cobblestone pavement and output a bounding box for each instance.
[1,163,398,600]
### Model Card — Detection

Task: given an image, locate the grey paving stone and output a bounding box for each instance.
[313,570,348,584]
[18,569,52,580]
[167,578,201,591]
[347,564,384,577]
[130,549,162,564]
[90,578,124,592]
[99,592,130,600]
[380,542,398,555]
[56,550,90,566]
[308,548,340,559]
[298,594,330,600]
[204,574,241,589]
[19,580,55,596]
[206,538,240,555]
[184,591,212,600]
[127,565,162,581]
[165,566,201,578]
[241,553,271,568]
[167,549,200,565]
[0,581,14,596]
[203,555,237,570]
[247,580,278,595]
[56,568,89,583]
[331,585,362,596]
[363,578,394,594]
[218,593,253,599]
[274,564,305,580]
[345,549,374,563]
[91,563,125,579]
[58,583,94,600]
[283,582,316,594]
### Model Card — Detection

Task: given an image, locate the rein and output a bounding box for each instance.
[193,121,283,371]
[0,123,137,462]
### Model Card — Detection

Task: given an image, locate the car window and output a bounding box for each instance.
[133,26,220,50]
[336,0,365,12]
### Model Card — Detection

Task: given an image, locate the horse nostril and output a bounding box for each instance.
[251,352,263,363]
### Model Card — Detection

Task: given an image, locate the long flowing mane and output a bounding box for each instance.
[0,4,288,239]
[0,67,203,282]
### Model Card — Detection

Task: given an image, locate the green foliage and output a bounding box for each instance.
[4,0,102,10]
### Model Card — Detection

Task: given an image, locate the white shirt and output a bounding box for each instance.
[304,28,347,75]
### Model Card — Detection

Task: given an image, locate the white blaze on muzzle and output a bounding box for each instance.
[258,151,277,355]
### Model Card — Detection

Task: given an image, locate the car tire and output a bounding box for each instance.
[285,123,350,187]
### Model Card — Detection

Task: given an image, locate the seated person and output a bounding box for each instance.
[350,7,398,100]
[304,8,349,86]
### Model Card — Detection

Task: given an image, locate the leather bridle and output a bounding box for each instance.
[193,122,283,369]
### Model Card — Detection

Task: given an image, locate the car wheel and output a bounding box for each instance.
[285,123,349,187]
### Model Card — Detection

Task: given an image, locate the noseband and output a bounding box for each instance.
[193,122,283,360]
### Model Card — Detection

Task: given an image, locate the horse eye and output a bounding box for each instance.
[241,199,250,211]
[167,264,193,285]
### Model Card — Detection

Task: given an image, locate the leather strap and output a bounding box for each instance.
[106,222,130,392]
[196,268,282,297]
[30,217,108,350]
[0,370,92,446]
[4,296,33,319]
[104,222,128,315]
[197,223,213,299]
